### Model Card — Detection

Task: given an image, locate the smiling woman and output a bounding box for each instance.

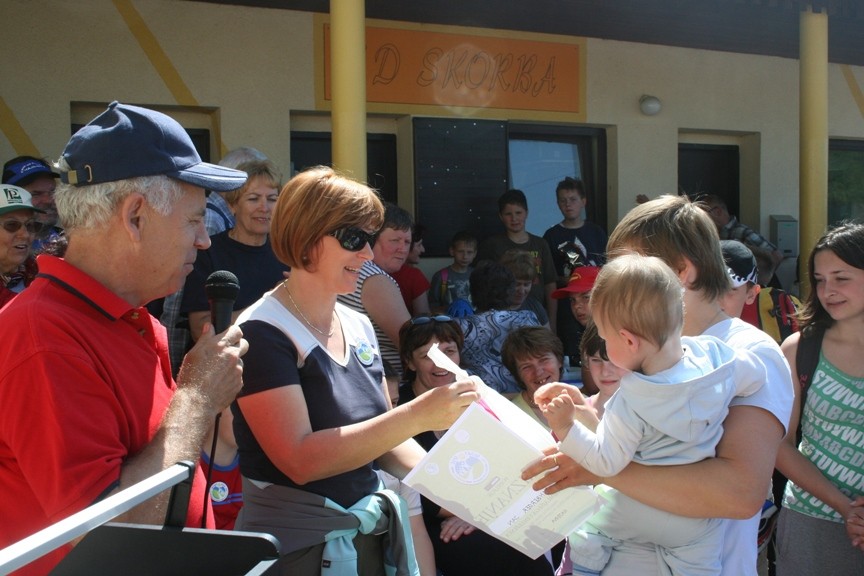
[775,222,864,575]
[0,185,44,307]
[180,159,288,341]
[231,167,479,575]
[501,326,564,430]
[397,315,555,576]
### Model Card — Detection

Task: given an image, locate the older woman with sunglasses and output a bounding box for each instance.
[0,185,45,307]
[232,167,479,575]
[397,314,555,576]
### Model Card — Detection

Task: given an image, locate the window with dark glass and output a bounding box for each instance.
[415,118,606,256]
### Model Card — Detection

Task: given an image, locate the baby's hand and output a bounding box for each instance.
[571,403,601,432]
[543,392,577,441]
[534,382,586,410]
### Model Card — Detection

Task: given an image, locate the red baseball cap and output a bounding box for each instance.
[551,266,600,299]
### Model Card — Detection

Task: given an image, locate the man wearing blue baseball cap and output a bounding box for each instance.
[0,102,249,574]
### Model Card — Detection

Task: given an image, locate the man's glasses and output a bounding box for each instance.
[330,227,378,252]
[409,315,454,326]
[0,219,44,235]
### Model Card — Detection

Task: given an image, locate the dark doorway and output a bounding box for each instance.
[290,132,398,204]
[678,144,739,216]
[829,139,864,225]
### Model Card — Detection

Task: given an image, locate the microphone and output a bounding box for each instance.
[201,270,240,528]
[204,270,240,333]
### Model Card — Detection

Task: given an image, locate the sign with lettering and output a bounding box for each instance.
[319,20,585,118]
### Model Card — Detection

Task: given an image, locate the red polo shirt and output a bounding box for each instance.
[0,255,212,575]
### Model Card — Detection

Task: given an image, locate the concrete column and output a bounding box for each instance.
[330,0,367,182]
[799,6,828,296]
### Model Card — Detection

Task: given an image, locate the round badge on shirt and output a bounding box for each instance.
[354,340,375,366]
[209,481,230,503]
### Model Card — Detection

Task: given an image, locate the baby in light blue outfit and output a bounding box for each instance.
[537,254,766,576]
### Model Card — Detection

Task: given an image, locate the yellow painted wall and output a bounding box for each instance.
[2,0,864,242]
[586,39,806,230]
[0,0,314,178]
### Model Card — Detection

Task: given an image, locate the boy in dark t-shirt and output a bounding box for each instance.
[543,177,607,359]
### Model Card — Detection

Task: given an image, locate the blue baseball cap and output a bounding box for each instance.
[2,156,59,187]
[60,101,247,192]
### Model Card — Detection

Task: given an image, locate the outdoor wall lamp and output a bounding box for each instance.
[640,94,662,116]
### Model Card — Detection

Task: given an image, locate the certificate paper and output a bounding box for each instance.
[404,389,604,559]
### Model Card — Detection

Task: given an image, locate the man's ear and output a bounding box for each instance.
[677,256,698,289]
[119,193,147,241]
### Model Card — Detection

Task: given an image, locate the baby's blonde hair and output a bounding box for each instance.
[590,254,684,348]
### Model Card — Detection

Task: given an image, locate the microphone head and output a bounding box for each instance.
[205,270,240,301]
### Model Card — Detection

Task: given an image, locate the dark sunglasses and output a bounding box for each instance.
[409,315,454,326]
[330,227,377,252]
[0,219,44,235]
